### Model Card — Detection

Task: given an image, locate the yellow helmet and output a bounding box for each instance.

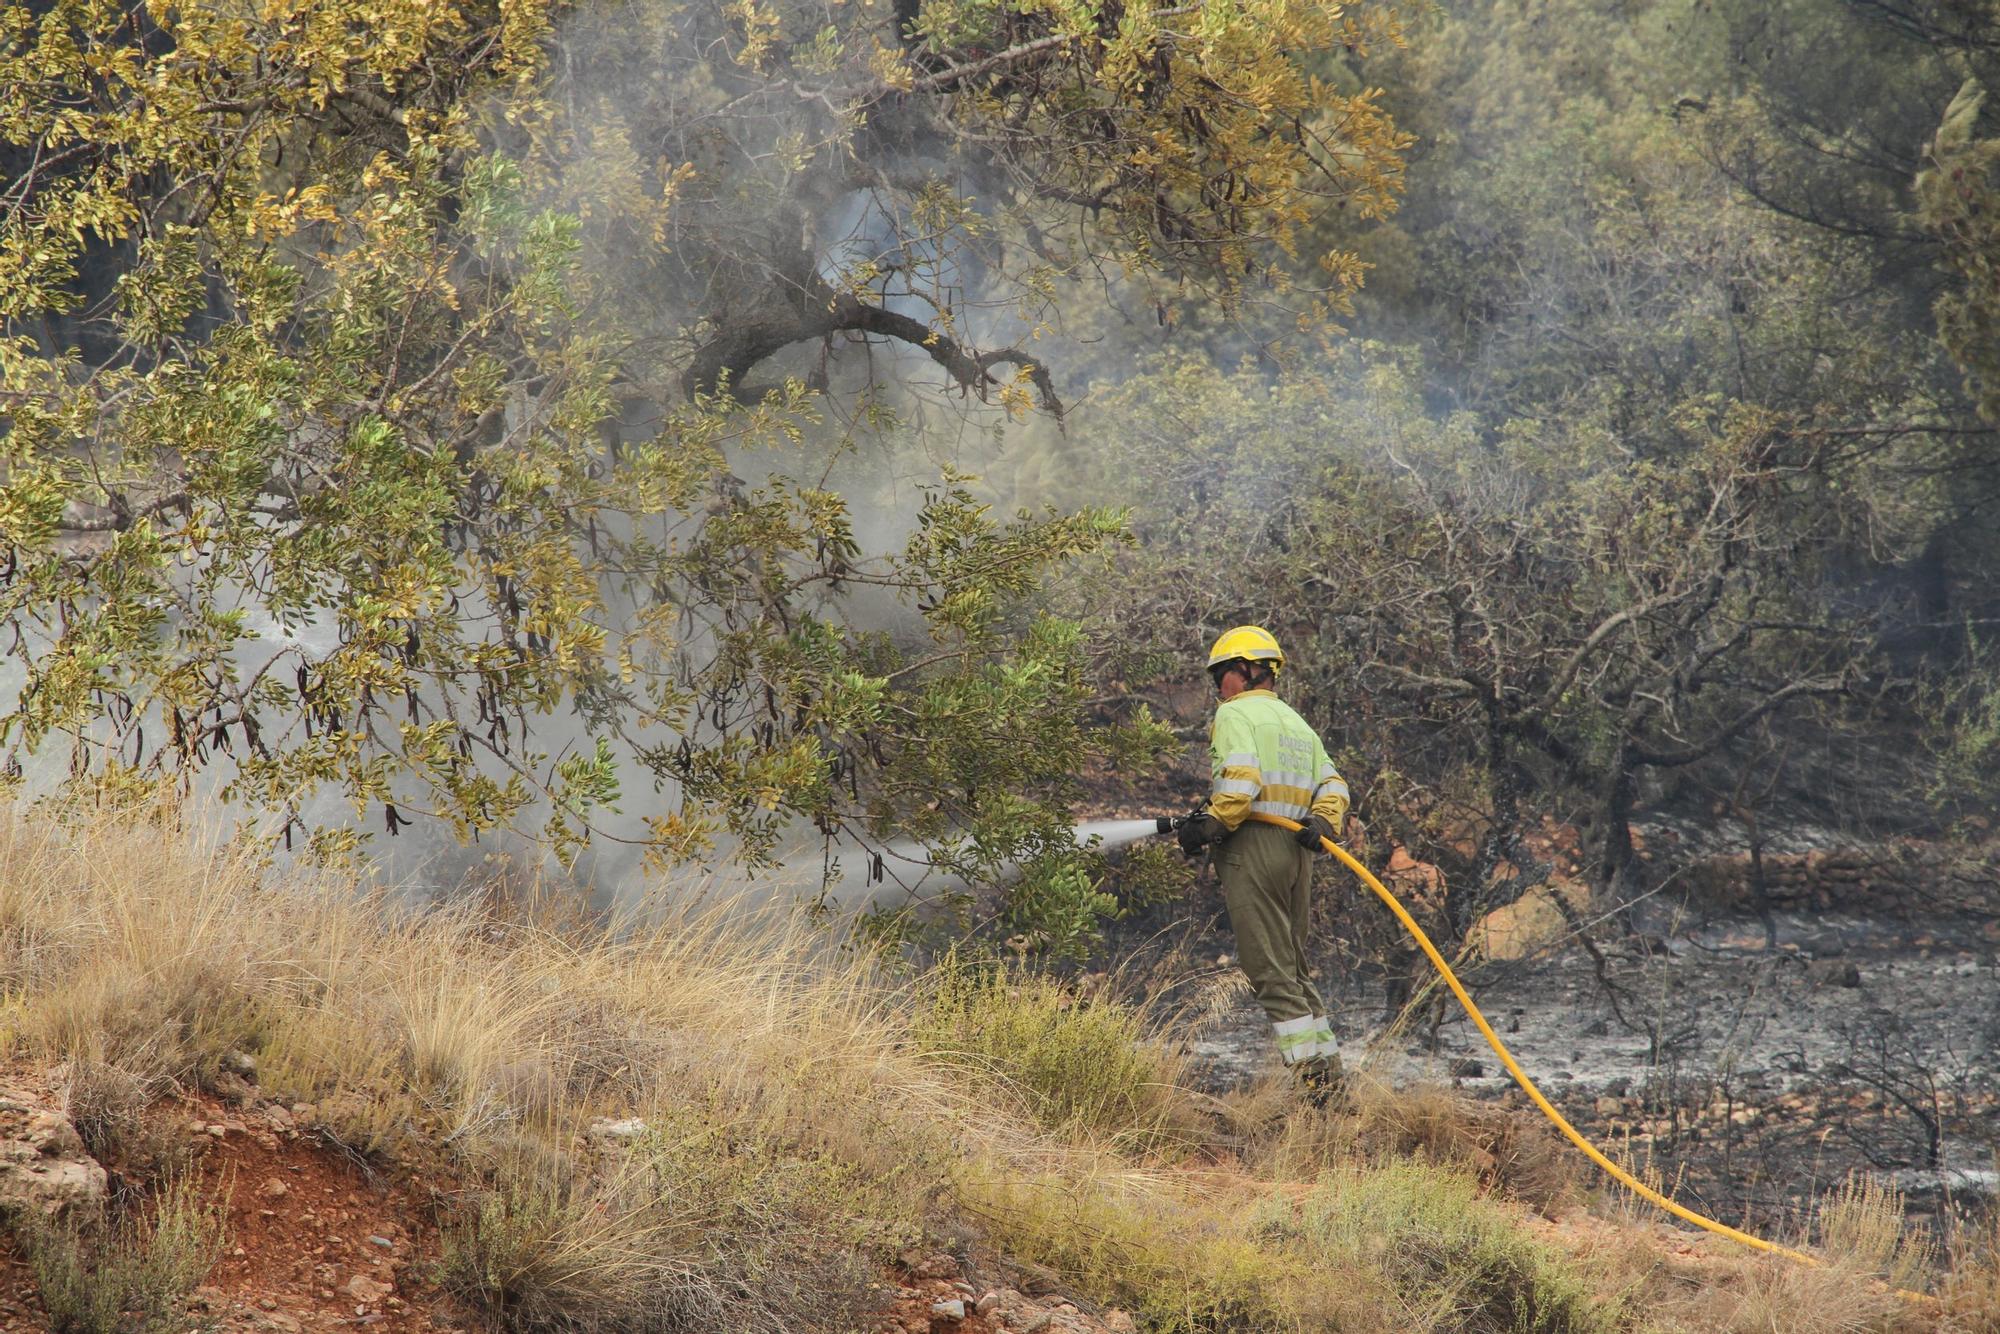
[1206,625,1284,675]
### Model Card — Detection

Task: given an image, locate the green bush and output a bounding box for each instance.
[1272,1160,1620,1334]
[913,959,1199,1153]
[24,1173,227,1334]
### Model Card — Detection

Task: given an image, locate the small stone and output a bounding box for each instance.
[222,1050,258,1078]
[586,1116,649,1144]
[975,1292,1001,1316]
[260,1297,280,1310]
[928,1299,966,1323]
[345,1274,393,1303]
[1104,1312,1139,1334]
[1595,1096,1622,1117]
[261,1177,289,1199]
[368,1234,394,1248]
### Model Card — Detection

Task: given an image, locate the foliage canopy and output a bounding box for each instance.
[0,0,1406,914]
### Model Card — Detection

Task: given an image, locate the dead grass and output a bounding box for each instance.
[911,954,1210,1154]
[1942,1204,2000,1332]
[1818,1173,1937,1296]
[0,804,1987,1333]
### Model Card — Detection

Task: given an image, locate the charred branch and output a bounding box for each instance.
[682,283,1063,416]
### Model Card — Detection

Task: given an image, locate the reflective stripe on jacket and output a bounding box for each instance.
[1205,690,1349,832]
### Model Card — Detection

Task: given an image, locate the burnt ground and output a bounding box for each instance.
[1174,885,2000,1237]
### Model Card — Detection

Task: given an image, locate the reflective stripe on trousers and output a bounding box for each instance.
[1272,1014,1341,1065]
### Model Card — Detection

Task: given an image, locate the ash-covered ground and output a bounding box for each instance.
[1184,895,2000,1231]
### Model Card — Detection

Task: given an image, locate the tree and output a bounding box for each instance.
[1073,348,1903,961]
[1917,76,2000,427]
[0,0,1407,908]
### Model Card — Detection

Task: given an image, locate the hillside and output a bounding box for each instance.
[0,809,1990,1332]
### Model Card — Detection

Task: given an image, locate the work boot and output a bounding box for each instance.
[1295,1054,1349,1112]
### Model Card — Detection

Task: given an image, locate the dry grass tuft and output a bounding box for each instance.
[1818,1173,1936,1295]
[1243,1076,1575,1215]
[911,955,1208,1154]
[1943,1205,2000,1332]
[1661,1246,1916,1334]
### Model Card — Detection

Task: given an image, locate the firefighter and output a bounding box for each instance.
[1177,626,1350,1104]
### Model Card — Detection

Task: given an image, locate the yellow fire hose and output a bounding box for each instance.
[1243,812,1934,1303]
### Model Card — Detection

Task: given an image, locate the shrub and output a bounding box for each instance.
[1817,1173,1934,1295]
[913,958,1202,1153]
[1273,1160,1619,1333]
[442,1112,890,1333]
[22,1172,227,1334]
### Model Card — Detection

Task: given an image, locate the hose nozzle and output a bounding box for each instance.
[1155,815,1183,835]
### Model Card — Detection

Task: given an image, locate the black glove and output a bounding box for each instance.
[1296,814,1337,851]
[1177,812,1224,856]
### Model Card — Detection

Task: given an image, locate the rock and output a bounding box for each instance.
[902,1250,960,1281]
[222,1050,258,1079]
[929,1297,965,1322]
[1595,1096,1623,1117]
[344,1274,393,1303]
[1449,1058,1485,1079]
[585,1116,649,1144]
[1104,1312,1139,1334]
[0,1088,108,1218]
[261,1177,289,1199]
[975,1291,1001,1316]
[1808,959,1863,988]
[210,1069,257,1105]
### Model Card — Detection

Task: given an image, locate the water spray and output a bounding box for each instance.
[1066,813,1193,854]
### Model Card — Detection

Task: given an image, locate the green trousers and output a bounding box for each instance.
[1217,821,1339,1066]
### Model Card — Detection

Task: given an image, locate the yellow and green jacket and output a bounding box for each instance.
[1205,690,1349,832]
